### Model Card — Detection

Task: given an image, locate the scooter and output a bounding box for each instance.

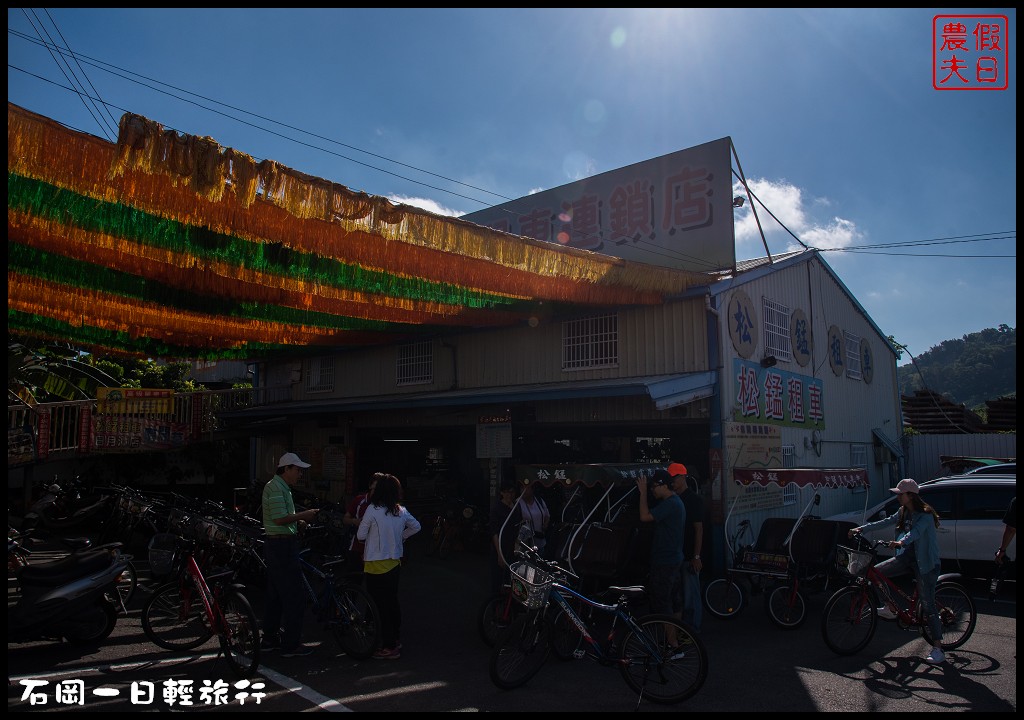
[22,481,113,535]
[8,542,131,646]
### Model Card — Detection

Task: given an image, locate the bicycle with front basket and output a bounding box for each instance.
[489,540,708,706]
[820,533,977,655]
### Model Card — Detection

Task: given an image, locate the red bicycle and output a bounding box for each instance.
[821,534,977,655]
[141,535,261,677]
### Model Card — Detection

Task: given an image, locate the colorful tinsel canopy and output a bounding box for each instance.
[8,102,711,360]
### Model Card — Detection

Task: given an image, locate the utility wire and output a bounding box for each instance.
[8,29,1016,266]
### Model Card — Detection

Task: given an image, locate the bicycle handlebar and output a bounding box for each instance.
[513,538,579,584]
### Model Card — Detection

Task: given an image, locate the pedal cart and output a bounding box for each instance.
[498,464,657,592]
[704,468,864,629]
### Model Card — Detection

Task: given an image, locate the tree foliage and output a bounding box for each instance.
[896,325,1016,411]
[8,338,207,404]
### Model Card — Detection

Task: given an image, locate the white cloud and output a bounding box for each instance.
[387,195,463,217]
[732,178,860,253]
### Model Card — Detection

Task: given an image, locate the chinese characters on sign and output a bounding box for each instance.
[462,137,735,273]
[933,15,1009,90]
[18,679,266,707]
[732,358,825,429]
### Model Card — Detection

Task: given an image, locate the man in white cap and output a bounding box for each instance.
[261,451,318,657]
[849,478,945,664]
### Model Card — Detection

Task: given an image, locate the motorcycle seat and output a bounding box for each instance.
[18,550,113,587]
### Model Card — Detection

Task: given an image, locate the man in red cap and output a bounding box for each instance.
[669,462,703,632]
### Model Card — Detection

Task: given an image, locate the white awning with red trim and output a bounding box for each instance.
[733,467,868,489]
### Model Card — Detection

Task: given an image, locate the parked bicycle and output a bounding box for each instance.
[489,539,708,706]
[140,534,261,678]
[428,496,487,558]
[297,546,380,659]
[820,534,977,655]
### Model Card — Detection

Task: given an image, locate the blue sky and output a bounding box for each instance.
[8,8,1016,365]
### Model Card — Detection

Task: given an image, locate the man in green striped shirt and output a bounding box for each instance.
[261,452,318,657]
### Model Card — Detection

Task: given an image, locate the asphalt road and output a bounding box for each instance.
[7,538,1017,713]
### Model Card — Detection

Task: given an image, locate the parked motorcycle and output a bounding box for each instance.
[21,478,113,535]
[8,543,131,645]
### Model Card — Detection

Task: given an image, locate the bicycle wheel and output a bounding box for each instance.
[330,583,381,659]
[765,584,807,630]
[141,581,214,650]
[489,609,551,690]
[821,586,876,655]
[218,589,261,678]
[923,582,977,650]
[704,577,744,619]
[618,614,708,704]
[114,559,138,610]
[478,591,521,647]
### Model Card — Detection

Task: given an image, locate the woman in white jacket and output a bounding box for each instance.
[356,472,421,660]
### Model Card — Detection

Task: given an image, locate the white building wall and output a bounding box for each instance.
[714,254,903,536]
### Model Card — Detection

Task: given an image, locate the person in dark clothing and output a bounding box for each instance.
[488,484,522,594]
[637,468,685,647]
[669,462,704,632]
[996,496,1016,565]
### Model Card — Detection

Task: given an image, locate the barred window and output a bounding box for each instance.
[562,314,618,371]
[305,357,335,394]
[844,331,862,380]
[397,340,433,386]
[762,297,793,363]
[782,444,795,468]
[849,443,868,493]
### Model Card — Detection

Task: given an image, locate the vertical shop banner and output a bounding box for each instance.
[78,405,92,455]
[35,406,51,461]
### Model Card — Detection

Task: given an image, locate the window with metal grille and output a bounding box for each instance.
[844,331,862,380]
[762,297,793,363]
[397,340,433,386]
[562,314,618,370]
[782,444,795,468]
[305,357,335,394]
[782,483,798,506]
[850,443,868,493]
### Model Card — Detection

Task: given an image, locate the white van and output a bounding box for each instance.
[825,476,1016,575]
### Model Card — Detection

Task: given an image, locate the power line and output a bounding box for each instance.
[9,29,1016,266]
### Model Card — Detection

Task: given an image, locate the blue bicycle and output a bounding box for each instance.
[489,541,708,705]
[298,548,380,659]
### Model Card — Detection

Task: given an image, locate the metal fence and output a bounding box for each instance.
[8,386,292,462]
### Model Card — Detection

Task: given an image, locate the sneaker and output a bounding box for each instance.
[260,634,281,652]
[924,647,946,665]
[372,647,401,660]
[876,606,897,620]
[280,643,315,657]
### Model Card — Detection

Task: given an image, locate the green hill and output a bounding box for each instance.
[896,324,1016,412]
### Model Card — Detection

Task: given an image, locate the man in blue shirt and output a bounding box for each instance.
[637,468,685,644]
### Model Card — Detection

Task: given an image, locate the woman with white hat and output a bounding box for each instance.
[849,478,945,664]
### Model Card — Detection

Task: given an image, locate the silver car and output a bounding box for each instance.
[825,476,1016,574]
